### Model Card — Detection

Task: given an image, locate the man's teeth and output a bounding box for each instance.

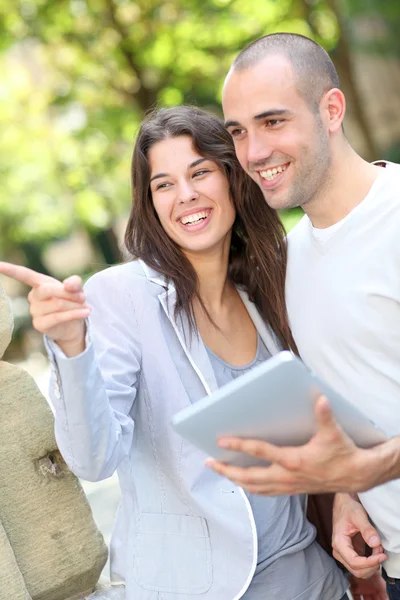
[260,165,287,181]
[180,210,210,225]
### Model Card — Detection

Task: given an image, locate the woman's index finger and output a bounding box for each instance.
[0,262,55,288]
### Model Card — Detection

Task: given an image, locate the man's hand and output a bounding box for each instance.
[350,572,389,600]
[205,396,396,495]
[0,262,90,357]
[332,493,387,579]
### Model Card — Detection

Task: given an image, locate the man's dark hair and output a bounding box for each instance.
[232,33,340,112]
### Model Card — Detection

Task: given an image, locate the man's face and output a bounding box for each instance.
[222,55,332,210]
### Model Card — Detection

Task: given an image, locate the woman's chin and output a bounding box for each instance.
[181,238,231,258]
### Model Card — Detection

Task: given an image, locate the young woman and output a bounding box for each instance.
[0,106,348,600]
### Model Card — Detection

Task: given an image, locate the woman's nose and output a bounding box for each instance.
[177,180,199,203]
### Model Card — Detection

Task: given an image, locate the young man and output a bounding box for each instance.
[206,33,400,600]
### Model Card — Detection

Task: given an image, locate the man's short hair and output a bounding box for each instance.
[232,33,340,112]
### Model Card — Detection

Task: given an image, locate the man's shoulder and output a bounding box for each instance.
[374,160,400,185]
[373,161,400,217]
[373,159,400,171]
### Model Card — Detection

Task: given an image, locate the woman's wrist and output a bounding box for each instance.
[56,338,86,357]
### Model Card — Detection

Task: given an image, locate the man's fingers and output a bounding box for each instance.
[217,436,296,466]
[0,262,54,287]
[205,458,248,481]
[333,533,387,569]
[205,458,265,485]
[333,548,382,578]
[205,458,293,489]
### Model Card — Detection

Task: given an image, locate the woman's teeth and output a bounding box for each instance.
[180,210,210,225]
[260,164,287,181]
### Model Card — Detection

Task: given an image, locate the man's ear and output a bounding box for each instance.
[320,88,346,133]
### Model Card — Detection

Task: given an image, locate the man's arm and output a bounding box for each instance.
[206,396,400,495]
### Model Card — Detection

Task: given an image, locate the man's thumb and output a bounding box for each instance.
[314,395,335,429]
[352,513,381,548]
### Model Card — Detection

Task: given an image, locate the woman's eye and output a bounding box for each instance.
[193,169,210,178]
[155,182,172,190]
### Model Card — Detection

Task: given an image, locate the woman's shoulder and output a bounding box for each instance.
[86,260,146,285]
[84,260,165,305]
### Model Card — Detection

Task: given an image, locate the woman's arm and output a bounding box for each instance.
[47,270,142,481]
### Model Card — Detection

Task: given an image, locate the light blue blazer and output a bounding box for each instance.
[46,259,321,600]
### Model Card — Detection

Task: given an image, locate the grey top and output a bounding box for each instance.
[206,336,347,600]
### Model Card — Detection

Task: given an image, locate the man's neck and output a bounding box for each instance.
[302,146,383,229]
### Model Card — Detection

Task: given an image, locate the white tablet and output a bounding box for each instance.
[171,351,386,467]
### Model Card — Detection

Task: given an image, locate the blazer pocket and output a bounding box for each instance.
[133,513,212,594]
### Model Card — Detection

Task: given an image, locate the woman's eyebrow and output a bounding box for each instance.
[150,158,208,183]
[188,158,208,169]
[150,172,169,183]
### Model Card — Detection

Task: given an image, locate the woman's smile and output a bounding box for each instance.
[177,207,213,231]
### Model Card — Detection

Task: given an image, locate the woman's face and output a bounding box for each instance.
[148,135,236,256]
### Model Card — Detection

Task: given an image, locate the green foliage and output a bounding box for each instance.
[344,0,400,56]
[0,0,343,255]
[0,0,398,257]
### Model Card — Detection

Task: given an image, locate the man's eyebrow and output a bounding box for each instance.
[150,158,208,183]
[224,109,293,129]
[224,120,241,129]
[254,109,293,120]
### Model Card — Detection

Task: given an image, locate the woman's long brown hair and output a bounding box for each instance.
[124,106,297,351]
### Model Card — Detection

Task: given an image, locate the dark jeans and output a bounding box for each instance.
[383,569,400,600]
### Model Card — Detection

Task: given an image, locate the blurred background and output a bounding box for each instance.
[0,0,399,565]
[1,0,400,361]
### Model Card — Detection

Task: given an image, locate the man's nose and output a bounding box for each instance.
[178,180,199,203]
[246,133,273,167]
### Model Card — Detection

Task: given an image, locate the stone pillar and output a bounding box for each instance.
[0,284,108,600]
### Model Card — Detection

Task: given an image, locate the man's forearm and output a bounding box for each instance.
[368,435,400,488]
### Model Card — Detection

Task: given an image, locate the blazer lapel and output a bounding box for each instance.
[139,260,218,397]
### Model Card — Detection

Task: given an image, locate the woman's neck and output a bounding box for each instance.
[184,237,233,313]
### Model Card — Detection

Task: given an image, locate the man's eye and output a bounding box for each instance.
[230,128,245,138]
[266,119,283,127]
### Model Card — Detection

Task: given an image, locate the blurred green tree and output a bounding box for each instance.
[0,0,340,264]
[0,0,399,264]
